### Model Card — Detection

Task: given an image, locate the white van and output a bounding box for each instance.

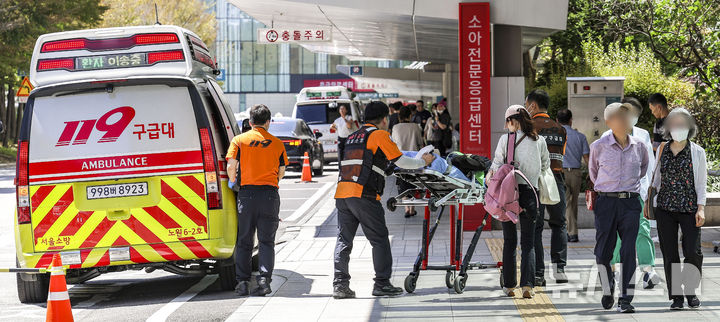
[291,86,363,163]
[16,25,241,303]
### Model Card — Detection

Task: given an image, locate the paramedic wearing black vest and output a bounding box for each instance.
[526,89,569,285]
[333,102,434,299]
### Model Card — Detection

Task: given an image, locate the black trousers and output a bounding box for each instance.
[234,187,280,283]
[593,195,641,302]
[535,172,568,277]
[501,184,538,288]
[334,197,393,286]
[656,207,703,299]
[337,137,347,162]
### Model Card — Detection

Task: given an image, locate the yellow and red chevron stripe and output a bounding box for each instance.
[31,240,216,269]
[29,173,211,267]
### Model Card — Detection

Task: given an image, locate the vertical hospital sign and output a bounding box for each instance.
[458,2,491,157]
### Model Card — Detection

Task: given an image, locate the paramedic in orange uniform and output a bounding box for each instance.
[333,101,434,299]
[226,104,289,297]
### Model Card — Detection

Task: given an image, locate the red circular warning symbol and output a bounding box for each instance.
[266,30,279,42]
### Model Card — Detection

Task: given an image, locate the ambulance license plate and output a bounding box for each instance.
[86,182,148,200]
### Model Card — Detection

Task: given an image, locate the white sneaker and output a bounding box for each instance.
[643,270,660,289]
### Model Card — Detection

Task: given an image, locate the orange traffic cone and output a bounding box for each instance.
[298,152,315,183]
[46,254,73,322]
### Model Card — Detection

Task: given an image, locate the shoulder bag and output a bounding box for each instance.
[643,142,666,219]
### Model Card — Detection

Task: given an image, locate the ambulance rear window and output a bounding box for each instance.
[27,83,204,184]
[296,103,340,125]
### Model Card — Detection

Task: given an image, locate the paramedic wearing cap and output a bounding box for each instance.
[589,103,649,313]
[226,104,289,297]
[333,101,434,299]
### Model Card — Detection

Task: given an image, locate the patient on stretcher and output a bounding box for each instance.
[400,150,490,184]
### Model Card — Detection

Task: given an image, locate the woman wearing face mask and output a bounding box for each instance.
[646,107,707,310]
[488,105,549,299]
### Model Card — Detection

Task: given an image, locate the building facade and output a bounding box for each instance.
[215,0,409,114]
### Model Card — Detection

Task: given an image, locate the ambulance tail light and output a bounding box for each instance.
[41,33,180,52]
[37,58,75,71]
[147,50,184,64]
[16,141,30,224]
[199,128,222,209]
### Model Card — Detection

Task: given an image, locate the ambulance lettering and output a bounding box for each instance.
[56,106,135,146]
[81,157,148,170]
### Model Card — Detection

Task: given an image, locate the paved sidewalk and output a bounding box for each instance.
[230,181,720,321]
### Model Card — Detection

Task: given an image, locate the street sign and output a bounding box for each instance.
[216,68,226,81]
[257,27,332,44]
[349,66,363,76]
[16,76,33,103]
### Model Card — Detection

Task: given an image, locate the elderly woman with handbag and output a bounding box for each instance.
[644,107,707,310]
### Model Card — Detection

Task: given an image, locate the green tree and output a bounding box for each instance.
[0,0,106,147]
[99,0,216,48]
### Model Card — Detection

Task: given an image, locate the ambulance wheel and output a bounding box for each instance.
[445,271,455,289]
[16,259,49,303]
[404,273,417,293]
[217,258,236,291]
[387,198,398,212]
[454,274,466,294]
[428,197,439,212]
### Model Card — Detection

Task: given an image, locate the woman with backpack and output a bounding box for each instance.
[487,105,549,299]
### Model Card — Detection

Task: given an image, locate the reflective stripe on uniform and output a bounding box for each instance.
[342,160,363,166]
[372,165,386,177]
[340,160,385,177]
[549,153,564,161]
[47,290,69,301]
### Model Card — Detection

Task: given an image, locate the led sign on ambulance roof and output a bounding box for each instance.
[29,25,214,88]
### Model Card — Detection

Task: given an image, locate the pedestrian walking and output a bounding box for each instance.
[392,105,425,217]
[428,101,452,157]
[412,100,432,128]
[602,98,659,289]
[589,103,649,313]
[488,105,549,299]
[330,104,358,162]
[226,104,289,297]
[557,109,589,243]
[526,89,568,285]
[388,101,401,133]
[333,101,434,299]
[649,93,670,151]
[647,107,707,310]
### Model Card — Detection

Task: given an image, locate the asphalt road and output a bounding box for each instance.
[0,163,338,321]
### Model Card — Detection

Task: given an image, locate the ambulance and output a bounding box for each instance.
[292,86,363,163]
[15,25,241,303]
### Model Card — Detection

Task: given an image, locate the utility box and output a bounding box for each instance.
[566,77,625,143]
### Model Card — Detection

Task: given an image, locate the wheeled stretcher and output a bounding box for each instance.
[386,168,500,294]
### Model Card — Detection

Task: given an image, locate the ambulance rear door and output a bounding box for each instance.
[22,79,217,258]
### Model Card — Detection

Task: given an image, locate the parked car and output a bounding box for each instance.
[238,117,325,175]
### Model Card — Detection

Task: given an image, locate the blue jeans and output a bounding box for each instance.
[535,172,568,277]
[502,184,538,288]
[593,195,641,302]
